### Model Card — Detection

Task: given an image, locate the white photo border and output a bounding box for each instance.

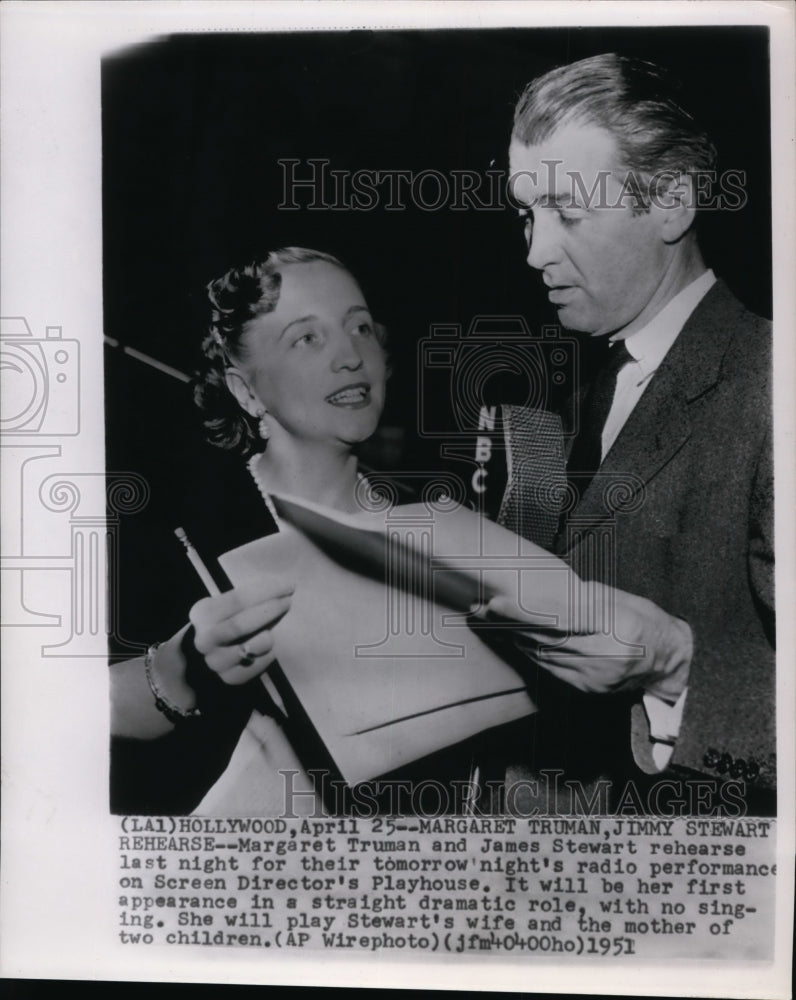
[1,2,793,995]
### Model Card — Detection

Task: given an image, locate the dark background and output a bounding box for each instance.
[103,26,771,650]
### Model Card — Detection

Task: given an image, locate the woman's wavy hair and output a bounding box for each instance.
[194,246,386,458]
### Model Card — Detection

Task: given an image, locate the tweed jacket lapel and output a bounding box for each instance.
[555,280,744,555]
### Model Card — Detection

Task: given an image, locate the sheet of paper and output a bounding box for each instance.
[219,502,572,783]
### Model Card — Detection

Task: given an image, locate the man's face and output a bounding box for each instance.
[509,123,670,337]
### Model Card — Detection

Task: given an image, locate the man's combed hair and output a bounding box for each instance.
[513,53,717,204]
[193,247,346,457]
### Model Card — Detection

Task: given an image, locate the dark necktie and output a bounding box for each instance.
[566,339,633,505]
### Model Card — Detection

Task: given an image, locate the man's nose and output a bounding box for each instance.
[526,212,562,271]
[330,330,364,371]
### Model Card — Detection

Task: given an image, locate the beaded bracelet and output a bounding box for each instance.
[144,642,202,724]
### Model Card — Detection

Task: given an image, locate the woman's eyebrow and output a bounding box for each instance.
[343,304,371,321]
[279,305,370,339]
[279,314,318,339]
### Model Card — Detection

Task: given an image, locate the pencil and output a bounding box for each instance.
[174,527,221,596]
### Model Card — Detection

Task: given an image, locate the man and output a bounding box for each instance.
[486,53,774,814]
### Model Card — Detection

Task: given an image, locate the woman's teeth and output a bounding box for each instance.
[328,386,368,405]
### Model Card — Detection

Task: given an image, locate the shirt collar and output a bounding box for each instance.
[614,269,717,378]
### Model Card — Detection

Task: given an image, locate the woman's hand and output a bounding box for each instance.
[189,581,294,686]
[110,582,293,740]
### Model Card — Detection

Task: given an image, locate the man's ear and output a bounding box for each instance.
[658,174,698,243]
[224,367,263,418]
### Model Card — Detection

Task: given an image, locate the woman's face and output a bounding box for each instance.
[239,261,387,448]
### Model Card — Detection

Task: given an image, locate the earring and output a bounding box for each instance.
[256,408,270,441]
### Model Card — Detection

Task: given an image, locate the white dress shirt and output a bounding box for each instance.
[602,269,717,457]
[602,269,717,768]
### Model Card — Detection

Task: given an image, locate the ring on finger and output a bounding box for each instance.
[238,643,256,668]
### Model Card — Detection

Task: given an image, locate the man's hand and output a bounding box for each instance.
[481,582,692,703]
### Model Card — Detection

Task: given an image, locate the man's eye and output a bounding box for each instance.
[559,208,586,225]
[353,322,374,337]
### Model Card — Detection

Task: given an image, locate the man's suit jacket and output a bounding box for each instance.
[499,280,775,808]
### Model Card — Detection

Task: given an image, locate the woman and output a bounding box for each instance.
[111,247,398,810]
[111,246,575,815]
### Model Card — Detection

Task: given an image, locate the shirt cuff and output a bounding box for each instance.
[642,687,688,770]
